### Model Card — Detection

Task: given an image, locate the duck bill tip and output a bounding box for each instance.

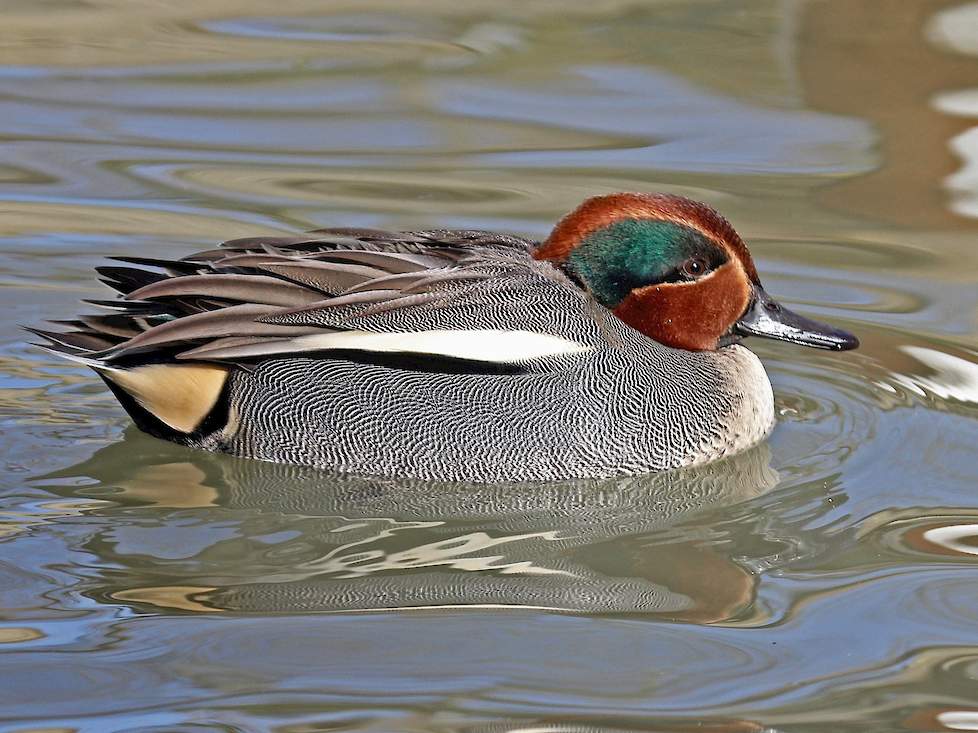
[734,286,859,351]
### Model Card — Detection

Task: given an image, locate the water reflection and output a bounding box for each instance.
[932,710,978,732]
[929,2,978,220]
[800,0,977,229]
[876,345,978,405]
[36,433,780,622]
[460,720,774,733]
[841,509,978,564]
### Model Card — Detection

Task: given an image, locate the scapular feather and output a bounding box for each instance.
[127,274,322,308]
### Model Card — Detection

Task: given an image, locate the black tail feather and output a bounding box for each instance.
[95,266,169,295]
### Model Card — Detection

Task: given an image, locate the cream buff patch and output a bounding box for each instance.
[99,363,228,433]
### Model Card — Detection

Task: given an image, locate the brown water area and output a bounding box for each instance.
[2,1,978,731]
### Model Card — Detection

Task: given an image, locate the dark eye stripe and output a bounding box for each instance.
[563,219,731,306]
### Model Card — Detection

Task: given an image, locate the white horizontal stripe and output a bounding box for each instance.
[187,329,591,363]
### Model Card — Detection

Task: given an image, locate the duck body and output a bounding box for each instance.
[205,240,775,481]
[34,194,855,482]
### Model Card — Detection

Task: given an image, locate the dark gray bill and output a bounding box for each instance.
[734,285,859,351]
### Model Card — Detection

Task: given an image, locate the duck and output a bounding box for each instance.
[31,193,858,482]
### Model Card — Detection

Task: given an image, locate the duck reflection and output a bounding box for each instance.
[38,430,780,622]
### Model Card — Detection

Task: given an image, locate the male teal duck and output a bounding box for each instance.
[33,193,858,482]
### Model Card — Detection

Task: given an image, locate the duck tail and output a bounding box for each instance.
[23,324,115,367]
[25,323,229,441]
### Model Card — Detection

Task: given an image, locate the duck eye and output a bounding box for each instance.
[681,257,709,279]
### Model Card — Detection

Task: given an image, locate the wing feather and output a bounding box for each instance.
[255,261,388,294]
[127,274,322,307]
[102,304,322,361]
[32,227,600,370]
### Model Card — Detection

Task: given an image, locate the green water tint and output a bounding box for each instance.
[2,1,978,731]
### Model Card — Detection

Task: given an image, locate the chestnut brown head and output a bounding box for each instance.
[534,193,858,352]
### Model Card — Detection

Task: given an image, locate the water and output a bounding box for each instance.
[2,1,978,730]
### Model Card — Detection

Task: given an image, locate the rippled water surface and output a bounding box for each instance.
[3,1,978,731]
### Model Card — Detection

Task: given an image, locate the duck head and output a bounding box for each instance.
[534,193,859,352]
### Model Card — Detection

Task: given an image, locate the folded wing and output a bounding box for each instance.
[32,228,598,370]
